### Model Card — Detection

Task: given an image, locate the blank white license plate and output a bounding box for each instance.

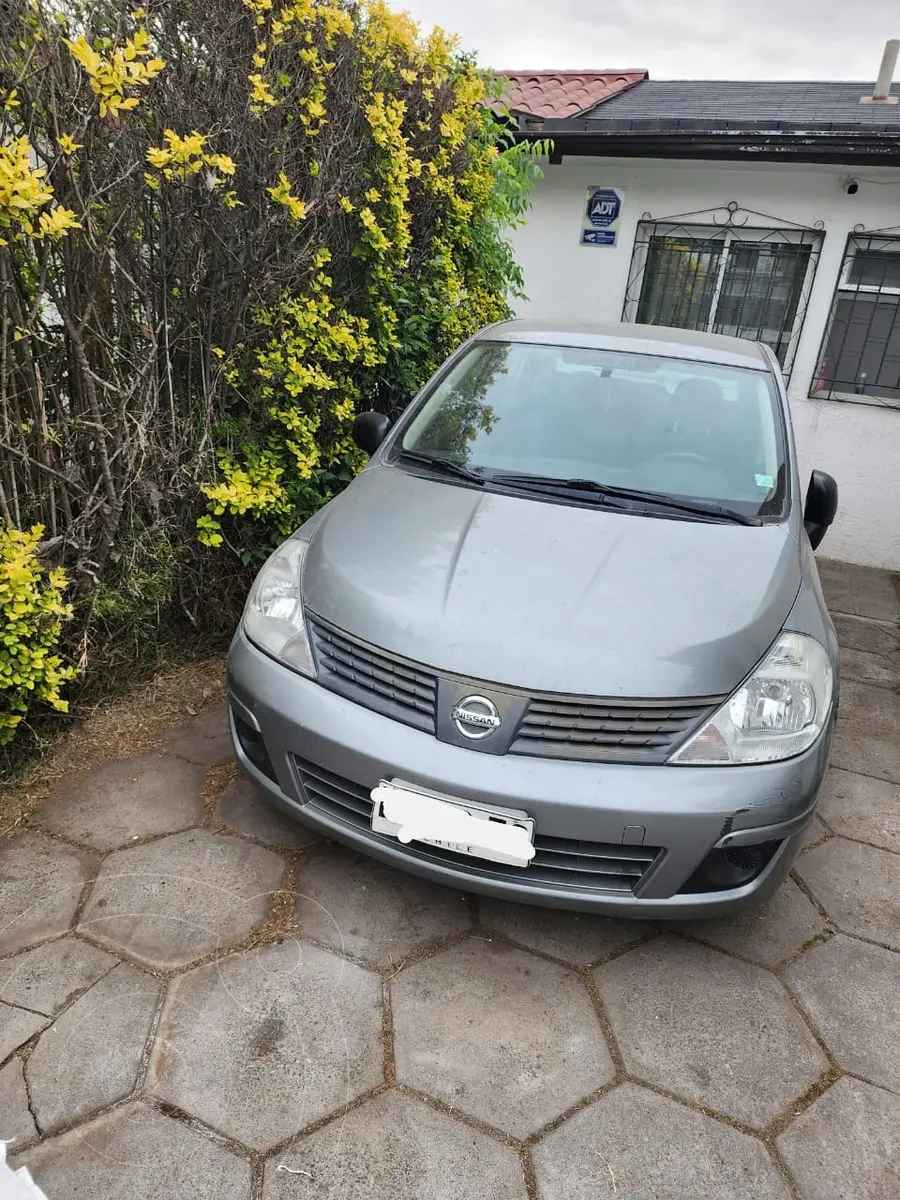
[370,780,535,868]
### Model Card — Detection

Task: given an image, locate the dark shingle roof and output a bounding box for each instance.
[582,80,900,130]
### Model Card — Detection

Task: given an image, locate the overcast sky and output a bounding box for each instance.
[399,0,897,81]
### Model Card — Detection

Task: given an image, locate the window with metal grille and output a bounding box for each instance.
[623,211,822,374]
[813,234,900,407]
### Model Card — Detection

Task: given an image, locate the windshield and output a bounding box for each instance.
[399,340,788,518]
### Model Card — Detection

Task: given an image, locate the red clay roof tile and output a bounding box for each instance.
[497,70,648,119]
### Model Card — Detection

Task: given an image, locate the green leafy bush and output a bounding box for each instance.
[0,524,77,744]
[0,0,543,742]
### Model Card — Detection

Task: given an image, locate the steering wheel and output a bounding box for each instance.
[645,451,712,466]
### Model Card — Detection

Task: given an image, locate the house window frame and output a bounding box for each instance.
[621,204,823,381]
[812,232,900,409]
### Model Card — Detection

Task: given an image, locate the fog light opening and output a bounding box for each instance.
[233,713,277,783]
[681,839,782,894]
[724,846,765,874]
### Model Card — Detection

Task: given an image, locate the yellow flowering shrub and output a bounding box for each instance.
[65,29,164,119]
[199,255,378,547]
[196,0,543,552]
[0,525,78,745]
[266,171,307,221]
[0,0,541,747]
[0,137,80,245]
[144,129,236,191]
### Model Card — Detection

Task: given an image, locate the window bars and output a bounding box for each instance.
[623,205,823,376]
[814,232,900,407]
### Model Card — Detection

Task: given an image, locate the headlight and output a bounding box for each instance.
[242,536,316,677]
[670,632,833,765]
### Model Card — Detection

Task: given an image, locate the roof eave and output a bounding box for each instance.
[514,125,900,165]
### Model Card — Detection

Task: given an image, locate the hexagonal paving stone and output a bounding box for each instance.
[78,829,284,970]
[263,1090,528,1200]
[832,613,900,658]
[151,939,382,1151]
[677,878,827,967]
[839,647,900,689]
[818,559,900,623]
[391,939,613,1138]
[533,1082,790,1200]
[27,962,161,1135]
[817,768,900,853]
[40,753,206,851]
[478,899,656,967]
[161,704,233,766]
[593,936,828,1128]
[0,833,97,956]
[216,775,317,849]
[0,1002,48,1065]
[777,1078,900,1200]
[784,934,900,1092]
[830,681,900,785]
[795,838,900,950]
[0,937,117,1017]
[0,1058,37,1146]
[295,847,470,968]
[14,1102,252,1200]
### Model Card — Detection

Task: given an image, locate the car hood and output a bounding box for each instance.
[302,464,802,698]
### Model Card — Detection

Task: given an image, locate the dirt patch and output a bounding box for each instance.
[250,1015,286,1059]
[0,654,226,842]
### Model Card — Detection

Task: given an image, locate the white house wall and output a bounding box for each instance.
[509,157,900,571]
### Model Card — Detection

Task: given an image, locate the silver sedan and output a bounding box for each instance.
[227,319,839,917]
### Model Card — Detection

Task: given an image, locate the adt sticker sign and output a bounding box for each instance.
[581,187,623,247]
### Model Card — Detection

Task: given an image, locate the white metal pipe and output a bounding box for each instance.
[873,39,900,99]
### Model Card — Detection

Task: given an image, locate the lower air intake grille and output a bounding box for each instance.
[293,756,661,894]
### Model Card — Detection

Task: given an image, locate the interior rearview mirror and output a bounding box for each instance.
[352,410,391,456]
[804,470,838,550]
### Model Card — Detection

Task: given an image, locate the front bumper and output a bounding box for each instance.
[227,629,833,917]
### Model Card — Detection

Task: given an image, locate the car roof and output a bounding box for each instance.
[479,318,772,371]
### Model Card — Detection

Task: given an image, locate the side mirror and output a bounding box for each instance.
[804,469,838,550]
[352,410,391,456]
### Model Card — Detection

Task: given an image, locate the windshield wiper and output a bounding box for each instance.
[489,474,638,512]
[399,450,486,485]
[490,473,761,526]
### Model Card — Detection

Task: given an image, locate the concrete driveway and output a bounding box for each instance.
[1,559,899,1199]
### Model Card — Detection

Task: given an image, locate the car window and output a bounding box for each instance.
[400,340,787,517]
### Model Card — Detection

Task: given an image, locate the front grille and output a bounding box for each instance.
[293,757,662,895]
[307,618,718,764]
[309,618,437,734]
[510,697,718,764]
